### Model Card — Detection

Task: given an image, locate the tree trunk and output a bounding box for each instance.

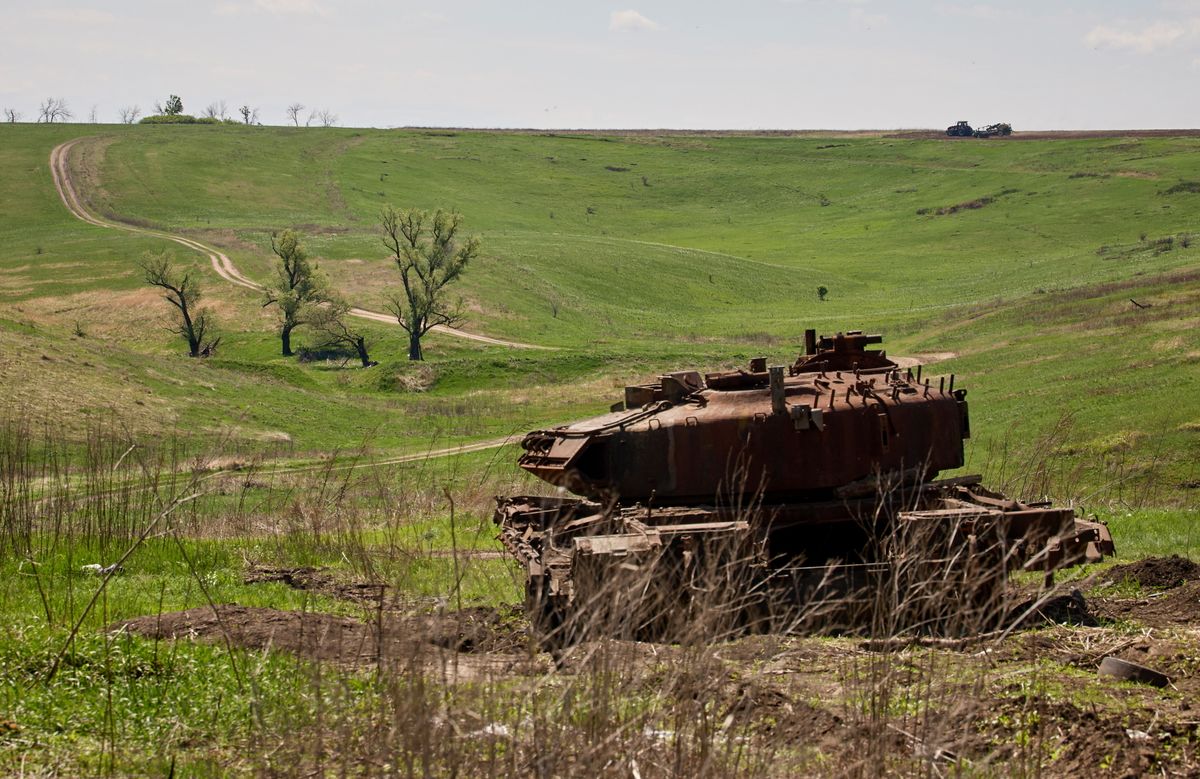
[180,305,200,357]
[354,337,372,368]
[407,330,423,361]
[281,324,294,357]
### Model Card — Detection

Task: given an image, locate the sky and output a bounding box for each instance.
[1,0,1198,130]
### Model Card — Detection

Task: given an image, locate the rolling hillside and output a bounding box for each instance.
[1,124,1197,506]
[2,124,1199,776]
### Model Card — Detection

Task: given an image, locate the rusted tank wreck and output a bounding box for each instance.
[495,330,1113,642]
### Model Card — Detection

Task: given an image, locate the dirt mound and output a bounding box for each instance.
[1103,555,1200,589]
[423,606,526,653]
[1095,581,1200,629]
[114,603,530,665]
[987,699,1174,777]
[1011,589,1098,627]
[1118,583,1200,624]
[244,565,388,606]
[115,605,381,663]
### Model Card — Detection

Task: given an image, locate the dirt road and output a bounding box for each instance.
[49,138,548,350]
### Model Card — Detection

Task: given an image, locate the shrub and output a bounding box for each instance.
[1162,181,1200,195]
[138,114,221,125]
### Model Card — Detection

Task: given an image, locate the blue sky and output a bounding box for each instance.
[1,1,1197,129]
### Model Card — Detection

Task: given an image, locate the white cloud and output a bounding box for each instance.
[610,9,660,32]
[1085,19,1199,53]
[30,8,114,25]
[215,0,327,16]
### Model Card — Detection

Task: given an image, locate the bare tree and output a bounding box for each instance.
[88,105,99,123]
[263,229,336,356]
[382,207,479,361]
[286,102,305,126]
[238,105,259,125]
[3,108,20,123]
[118,106,141,124]
[202,100,228,120]
[309,108,338,128]
[141,252,219,357]
[311,302,375,367]
[38,98,72,123]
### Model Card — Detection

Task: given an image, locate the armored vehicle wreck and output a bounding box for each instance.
[495,330,1113,643]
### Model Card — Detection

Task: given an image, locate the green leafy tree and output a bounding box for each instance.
[817,285,829,302]
[263,230,336,356]
[381,207,480,361]
[162,95,183,115]
[140,251,219,357]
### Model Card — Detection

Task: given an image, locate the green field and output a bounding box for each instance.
[3,123,1197,501]
[2,123,1199,774]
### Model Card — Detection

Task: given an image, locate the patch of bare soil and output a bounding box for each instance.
[1092,581,1200,629]
[892,352,957,369]
[114,603,531,667]
[1012,589,1098,627]
[244,565,388,606]
[115,605,381,663]
[1102,555,1200,589]
[987,697,1196,777]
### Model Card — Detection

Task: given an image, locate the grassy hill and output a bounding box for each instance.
[2,124,1199,775]
[3,123,1197,506]
[71,127,1200,343]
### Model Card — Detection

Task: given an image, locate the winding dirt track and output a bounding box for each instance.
[49,138,547,350]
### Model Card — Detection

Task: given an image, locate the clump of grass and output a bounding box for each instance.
[1087,430,1146,456]
[381,364,438,392]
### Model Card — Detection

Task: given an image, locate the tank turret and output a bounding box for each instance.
[518,330,966,503]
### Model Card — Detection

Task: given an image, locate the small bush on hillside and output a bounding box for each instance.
[1162,181,1200,195]
[139,114,218,125]
[139,115,239,125]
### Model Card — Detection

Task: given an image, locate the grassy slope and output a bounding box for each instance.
[88,128,1200,343]
[1,123,1198,499]
[2,124,1199,775]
